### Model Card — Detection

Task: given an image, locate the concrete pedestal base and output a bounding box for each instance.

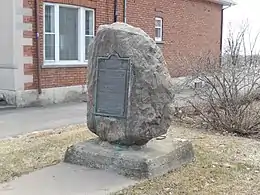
[64,135,194,179]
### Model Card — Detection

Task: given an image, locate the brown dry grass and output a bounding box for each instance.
[0,124,260,194]
[0,123,95,183]
[114,126,260,195]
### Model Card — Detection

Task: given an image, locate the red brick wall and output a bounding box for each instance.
[23,0,221,90]
[126,0,222,77]
[23,0,124,90]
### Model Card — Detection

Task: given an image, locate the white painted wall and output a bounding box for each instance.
[0,0,15,68]
[0,0,30,93]
[0,0,16,90]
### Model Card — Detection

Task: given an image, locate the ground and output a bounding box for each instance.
[0,102,86,139]
[115,126,260,195]
[0,124,95,183]
[0,123,259,194]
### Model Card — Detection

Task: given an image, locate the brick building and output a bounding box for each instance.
[0,0,235,107]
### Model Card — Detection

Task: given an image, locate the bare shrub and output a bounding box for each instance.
[188,25,260,137]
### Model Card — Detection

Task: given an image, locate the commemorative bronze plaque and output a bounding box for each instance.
[94,54,131,118]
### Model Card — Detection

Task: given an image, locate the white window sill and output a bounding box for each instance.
[155,40,165,44]
[42,61,88,68]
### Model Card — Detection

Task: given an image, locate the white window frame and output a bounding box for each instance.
[43,3,95,66]
[155,17,163,42]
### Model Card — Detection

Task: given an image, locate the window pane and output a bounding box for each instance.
[45,34,55,60]
[85,10,94,35]
[155,19,162,28]
[155,28,161,38]
[85,36,94,60]
[59,7,78,60]
[45,5,55,33]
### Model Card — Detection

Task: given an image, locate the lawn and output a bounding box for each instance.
[114,127,260,195]
[0,124,259,194]
[0,124,95,183]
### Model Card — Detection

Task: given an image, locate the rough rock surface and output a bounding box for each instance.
[87,22,175,146]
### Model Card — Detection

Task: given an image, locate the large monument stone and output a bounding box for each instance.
[64,23,194,180]
[87,22,175,146]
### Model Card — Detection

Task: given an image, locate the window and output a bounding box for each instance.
[155,17,163,42]
[44,3,95,65]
